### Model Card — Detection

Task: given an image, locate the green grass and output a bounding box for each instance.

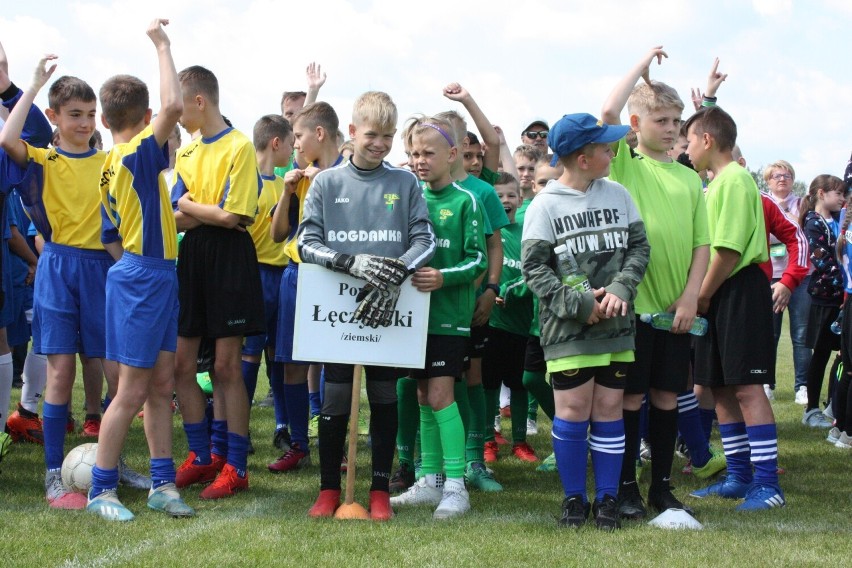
[0,328,846,567]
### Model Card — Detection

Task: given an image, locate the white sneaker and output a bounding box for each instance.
[802,408,832,428]
[389,477,442,507]
[827,426,842,444]
[763,384,775,401]
[494,415,501,434]
[795,386,808,405]
[526,418,538,436]
[433,486,470,519]
[835,432,852,449]
[823,403,835,421]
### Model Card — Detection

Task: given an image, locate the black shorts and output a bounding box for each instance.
[482,327,527,390]
[410,335,467,380]
[524,335,546,373]
[626,320,691,394]
[178,225,265,338]
[694,264,775,387]
[467,325,488,359]
[805,303,841,351]
[840,301,852,378]
[551,362,630,391]
[325,363,400,383]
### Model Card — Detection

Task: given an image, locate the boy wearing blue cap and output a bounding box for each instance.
[521,113,650,530]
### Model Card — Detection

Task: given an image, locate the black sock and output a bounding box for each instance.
[318,414,348,491]
[806,348,832,411]
[369,402,398,492]
[619,408,641,487]
[648,405,678,492]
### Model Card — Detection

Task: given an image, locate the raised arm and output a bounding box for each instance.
[493,125,519,181]
[304,62,326,105]
[0,54,57,166]
[443,82,501,173]
[146,18,183,147]
[601,46,668,126]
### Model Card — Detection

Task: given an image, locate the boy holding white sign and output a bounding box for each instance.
[298,91,436,521]
[390,116,487,519]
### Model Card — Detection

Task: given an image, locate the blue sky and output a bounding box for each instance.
[2,0,849,184]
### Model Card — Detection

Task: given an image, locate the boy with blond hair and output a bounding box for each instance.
[298,91,436,521]
[87,18,193,521]
[601,46,710,519]
[0,54,119,510]
[172,64,264,500]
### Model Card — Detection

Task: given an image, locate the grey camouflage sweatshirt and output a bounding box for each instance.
[521,178,650,360]
[298,161,436,271]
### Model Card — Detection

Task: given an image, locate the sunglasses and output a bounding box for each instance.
[523,130,548,140]
[771,173,793,181]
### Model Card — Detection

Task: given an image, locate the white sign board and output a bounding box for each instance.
[293,263,430,368]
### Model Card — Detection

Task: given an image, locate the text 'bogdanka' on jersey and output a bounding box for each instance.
[170,127,261,219]
[100,125,178,259]
[297,161,435,271]
[251,174,289,266]
[16,142,106,250]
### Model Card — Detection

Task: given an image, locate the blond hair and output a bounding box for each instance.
[407,115,456,148]
[763,160,796,183]
[627,80,684,117]
[433,110,467,150]
[352,91,397,130]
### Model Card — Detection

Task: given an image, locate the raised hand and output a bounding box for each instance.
[705,57,727,98]
[31,54,58,91]
[146,18,171,49]
[640,46,668,86]
[443,82,470,103]
[306,62,326,91]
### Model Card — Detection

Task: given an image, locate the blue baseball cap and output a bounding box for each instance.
[548,113,630,166]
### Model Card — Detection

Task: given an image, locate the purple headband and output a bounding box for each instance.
[421,123,455,147]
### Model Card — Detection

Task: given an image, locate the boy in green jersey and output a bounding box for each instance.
[390,116,486,520]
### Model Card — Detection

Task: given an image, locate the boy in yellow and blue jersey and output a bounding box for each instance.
[85,18,193,521]
[171,65,265,500]
[240,114,299,469]
[0,53,118,510]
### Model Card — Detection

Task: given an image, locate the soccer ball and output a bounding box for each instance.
[61,442,98,494]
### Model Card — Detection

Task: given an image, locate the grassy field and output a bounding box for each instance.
[0,329,846,567]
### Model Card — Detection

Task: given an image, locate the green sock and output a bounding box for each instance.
[522,370,555,421]
[395,377,419,466]
[454,380,470,437]
[419,405,442,475]
[528,393,539,421]
[484,387,500,442]
[434,402,465,479]
[511,389,528,443]
[465,384,485,463]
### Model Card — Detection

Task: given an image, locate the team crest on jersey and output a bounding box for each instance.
[384,193,400,210]
[439,208,453,221]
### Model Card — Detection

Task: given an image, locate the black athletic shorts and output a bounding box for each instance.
[524,335,546,373]
[410,334,467,380]
[325,363,400,383]
[551,362,630,391]
[482,326,526,390]
[626,320,691,394]
[178,225,265,338]
[467,324,488,359]
[694,264,775,387]
[805,303,841,351]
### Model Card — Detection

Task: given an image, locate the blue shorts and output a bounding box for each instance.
[32,243,113,357]
[106,252,178,368]
[0,259,15,328]
[5,277,32,346]
[243,264,285,356]
[274,262,309,365]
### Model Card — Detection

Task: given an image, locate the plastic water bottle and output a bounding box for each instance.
[554,243,591,292]
[831,311,843,335]
[639,313,709,336]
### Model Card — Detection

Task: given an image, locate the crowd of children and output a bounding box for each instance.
[2,23,850,529]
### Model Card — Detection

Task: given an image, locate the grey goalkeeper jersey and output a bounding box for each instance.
[297,161,436,271]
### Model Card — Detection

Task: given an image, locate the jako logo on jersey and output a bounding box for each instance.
[384,193,400,210]
[335,197,350,204]
[327,229,403,243]
[437,238,451,248]
[431,360,446,367]
[439,208,453,221]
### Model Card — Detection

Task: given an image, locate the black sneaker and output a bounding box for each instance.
[617,482,647,520]
[273,428,292,452]
[389,462,415,494]
[558,494,590,528]
[592,494,621,531]
[648,484,695,516]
